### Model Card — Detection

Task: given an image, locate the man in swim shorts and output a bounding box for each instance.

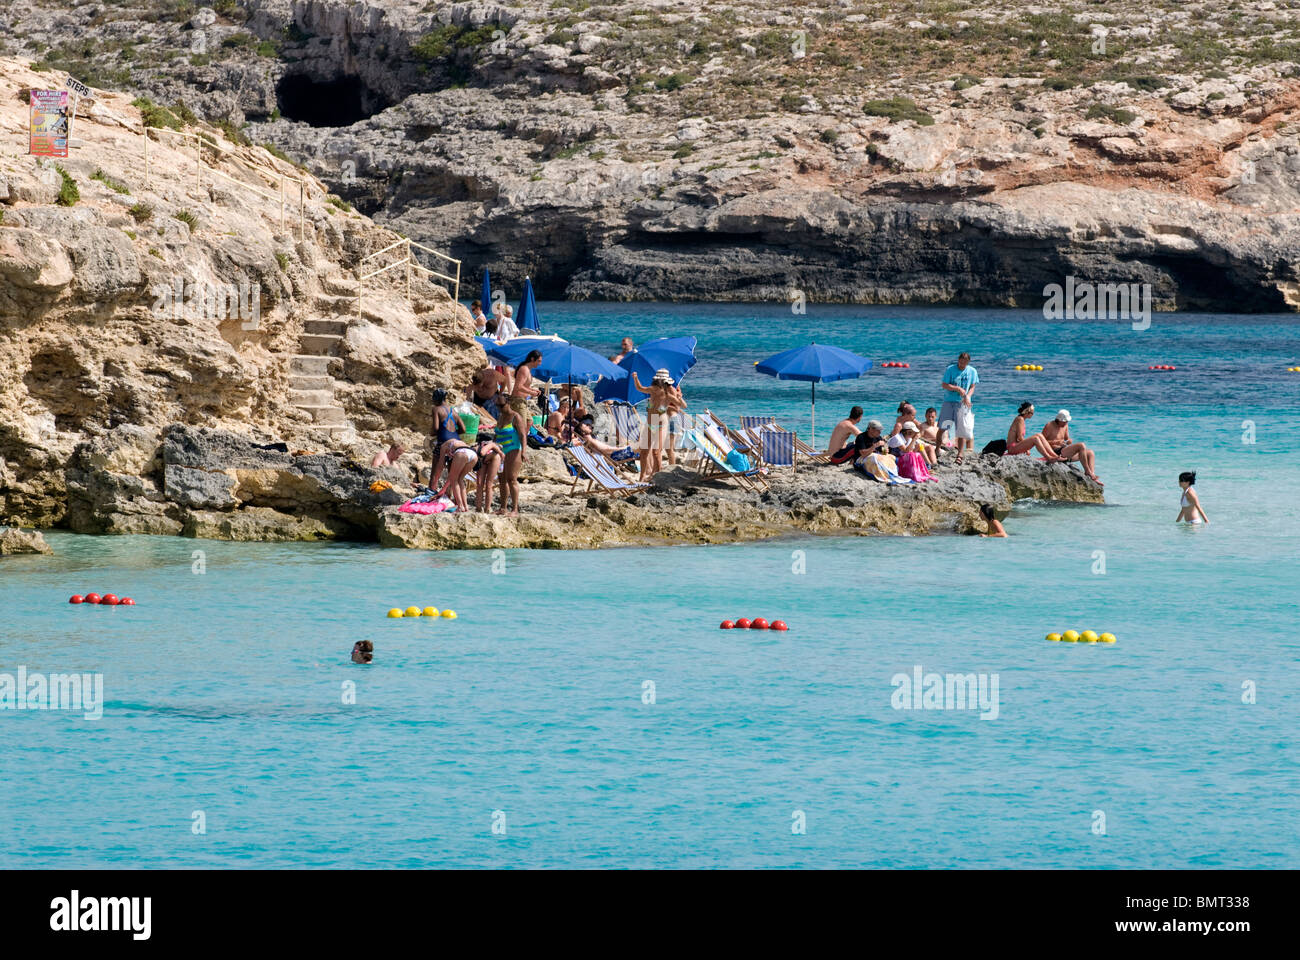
[938,351,979,464]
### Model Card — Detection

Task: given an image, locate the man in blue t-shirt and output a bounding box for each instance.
[937,351,979,464]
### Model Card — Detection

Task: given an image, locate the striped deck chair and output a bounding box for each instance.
[759,428,798,472]
[684,429,768,491]
[742,414,830,462]
[701,409,761,458]
[568,446,650,498]
[607,402,642,448]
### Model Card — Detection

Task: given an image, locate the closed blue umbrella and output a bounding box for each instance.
[754,342,873,447]
[593,336,698,404]
[480,267,492,318]
[516,276,540,333]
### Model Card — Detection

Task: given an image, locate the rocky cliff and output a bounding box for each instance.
[6,1,1300,309]
[0,56,479,529]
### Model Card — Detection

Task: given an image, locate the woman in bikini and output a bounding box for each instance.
[471,432,504,513]
[505,350,543,465]
[631,368,677,480]
[1004,402,1065,461]
[435,439,479,512]
[1176,471,1209,524]
[494,416,524,516]
[427,388,464,491]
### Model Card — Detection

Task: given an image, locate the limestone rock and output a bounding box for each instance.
[0,527,52,555]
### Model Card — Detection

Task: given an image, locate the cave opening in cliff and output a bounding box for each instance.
[275,74,389,127]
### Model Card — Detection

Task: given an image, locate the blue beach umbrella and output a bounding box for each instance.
[592,336,698,405]
[480,267,492,317]
[516,276,540,332]
[754,342,873,447]
[485,337,625,385]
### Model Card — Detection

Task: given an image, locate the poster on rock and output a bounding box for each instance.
[30,89,70,157]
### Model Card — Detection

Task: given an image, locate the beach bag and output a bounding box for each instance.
[725,449,751,472]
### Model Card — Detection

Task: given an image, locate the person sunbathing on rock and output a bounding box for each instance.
[1004,403,1065,461]
[371,440,405,468]
[574,420,637,462]
[1041,410,1102,485]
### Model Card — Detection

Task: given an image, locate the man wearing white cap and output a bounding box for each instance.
[1041,410,1103,485]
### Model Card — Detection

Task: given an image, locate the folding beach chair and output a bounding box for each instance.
[608,402,642,448]
[759,428,798,472]
[684,429,768,491]
[701,409,761,458]
[568,446,650,498]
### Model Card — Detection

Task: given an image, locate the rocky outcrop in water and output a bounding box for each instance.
[58,421,1103,548]
[8,1,1300,309]
[0,526,52,555]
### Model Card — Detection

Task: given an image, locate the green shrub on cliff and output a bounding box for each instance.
[132,97,183,130]
[411,24,500,62]
[863,97,934,126]
[1085,104,1137,125]
[54,166,79,206]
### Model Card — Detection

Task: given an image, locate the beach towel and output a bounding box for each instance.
[399,493,455,514]
[855,453,914,485]
[896,450,936,482]
[982,439,1007,457]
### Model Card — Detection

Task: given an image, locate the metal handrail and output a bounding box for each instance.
[355,236,462,320]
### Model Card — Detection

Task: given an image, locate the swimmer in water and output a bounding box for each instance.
[351,640,374,664]
[980,503,1007,537]
[1176,471,1209,524]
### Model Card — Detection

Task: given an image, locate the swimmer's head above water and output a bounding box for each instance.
[351,640,374,664]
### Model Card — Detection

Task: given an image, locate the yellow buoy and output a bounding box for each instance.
[1035,365,1043,371]
[1062,630,1079,642]
[1081,630,1099,643]
[387,608,404,618]
[1099,632,1116,643]
[441,609,457,619]
[422,606,440,618]
[1046,633,1062,642]
[404,606,422,618]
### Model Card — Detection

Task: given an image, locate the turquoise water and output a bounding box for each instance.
[3,304,1299,868]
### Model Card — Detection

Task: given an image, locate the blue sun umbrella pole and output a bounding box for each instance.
[517,276,540,333]
[754,342,873,447]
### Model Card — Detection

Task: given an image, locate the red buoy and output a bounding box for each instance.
[719,620,734,629]
[751,618,770,630]
[120,598,136,606]
[69,595,84,604]
[85,593,102,604]
[102,594,120,606]
[771,620,789,631]
[734,618,752,629]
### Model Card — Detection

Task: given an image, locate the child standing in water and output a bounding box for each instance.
[1177,471,1209,524]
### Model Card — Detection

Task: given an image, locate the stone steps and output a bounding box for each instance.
[298,404,348,425]
[304,318,349,336]
[289,374,332,391]
[288,388,336,407]
[299,333,345,356]
[290,354,335,376]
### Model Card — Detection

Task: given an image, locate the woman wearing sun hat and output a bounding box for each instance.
[631,367,678,480]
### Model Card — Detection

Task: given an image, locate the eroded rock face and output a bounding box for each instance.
[0,57,482,528]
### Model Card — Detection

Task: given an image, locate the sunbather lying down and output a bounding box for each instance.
[574,421,637,461]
